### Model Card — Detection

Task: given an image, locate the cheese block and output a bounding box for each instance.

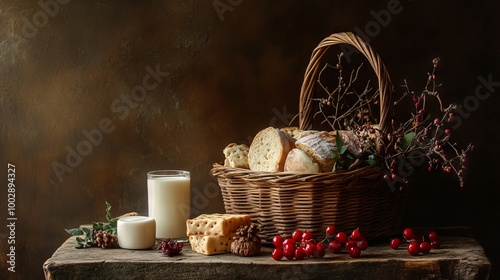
[186,213,251,236]
[189,233,235,255]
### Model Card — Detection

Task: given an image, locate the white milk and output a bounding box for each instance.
[147,175,190,239]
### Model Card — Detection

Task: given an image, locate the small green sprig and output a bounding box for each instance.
[65,201,118,249]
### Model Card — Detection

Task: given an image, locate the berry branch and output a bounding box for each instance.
[310,54,473,188]
[312,53,379,131]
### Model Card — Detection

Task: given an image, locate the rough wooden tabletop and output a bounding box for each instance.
[44,228,491,280]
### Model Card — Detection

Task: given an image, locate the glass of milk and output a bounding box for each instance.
[147,170,190,240]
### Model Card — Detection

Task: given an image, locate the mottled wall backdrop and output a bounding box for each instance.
[0,0,498,279]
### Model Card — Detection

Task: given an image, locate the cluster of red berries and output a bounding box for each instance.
[390,228,441,256]
[271,230,325,260]
[327,226,368,258]
[158,238,184,257]
[271,225,368,260]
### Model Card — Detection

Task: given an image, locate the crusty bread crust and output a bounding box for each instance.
[327,130,364,158]
[295,131,337,172]
[284,148,320,173]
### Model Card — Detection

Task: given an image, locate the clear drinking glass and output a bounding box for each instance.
[147,170,190,240]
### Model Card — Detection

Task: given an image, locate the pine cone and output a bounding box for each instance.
[231,224,261,257]
[93,230,118,249]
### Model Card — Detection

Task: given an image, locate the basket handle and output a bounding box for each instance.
[298,32,394,138]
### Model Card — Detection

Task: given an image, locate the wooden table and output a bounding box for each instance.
[43,227,491,280]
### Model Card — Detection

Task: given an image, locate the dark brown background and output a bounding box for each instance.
[1,0,499,279]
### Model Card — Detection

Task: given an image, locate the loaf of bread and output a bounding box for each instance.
[284,148,320,173]
[248,127,296,172]
[328,130,364,158]
[294,131,337,172]
[223,143,249,168]
[294,130,320,140]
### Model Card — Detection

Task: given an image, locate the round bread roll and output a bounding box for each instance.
[248,127,296,172]
[284,148,320,173]
[294,131,337,172]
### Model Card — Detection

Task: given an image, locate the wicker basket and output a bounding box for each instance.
[211,32,406,242]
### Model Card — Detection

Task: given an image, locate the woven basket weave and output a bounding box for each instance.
[211,32,406,242]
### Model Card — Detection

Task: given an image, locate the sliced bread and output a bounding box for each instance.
[248,127,296,172]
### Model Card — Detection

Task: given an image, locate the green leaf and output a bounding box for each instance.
[65,228,84,236]
[82,227,92,237]
[93,222,104,231]
[335,131,343,152]
[332,161,338,172]
[106,219,118,235]
[400,132,416,151]
[344,153,356,169]
[361,151,380,167]
[105,201,112,223]
[339,145,348,155]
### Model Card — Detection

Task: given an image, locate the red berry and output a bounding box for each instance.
[420,241,432,254]
[408,241,421,256]
[390,238,401,249]
[349,246,361,258]
[302,231,314,241]
[335,232,347,243]
[434,118,441,125]
[357,237,368,251]
[272,235,283,248]
[350,228,362,240]
[445,129,451,135]
[328,240,342,254]
[283,244,295,260]
[304,241,315,256]
[403,228,415,240]
[326,225,335,236]
[295,246,307,260]
[431,240,442,249]
[272,248,283,260]
[282,237,295,248]
[428,231,439,242]
[313,242,325,259]
[345,239,357,251]
[292,230,303,243]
